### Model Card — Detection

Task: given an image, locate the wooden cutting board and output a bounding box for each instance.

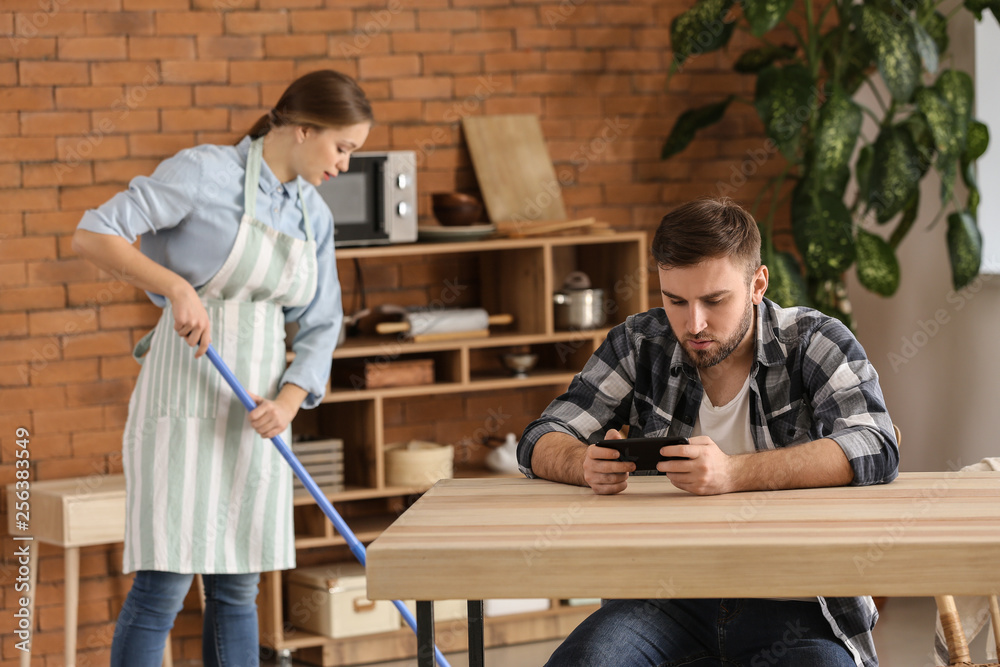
[462,114,567,223]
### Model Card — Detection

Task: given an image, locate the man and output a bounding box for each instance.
[517,198,899,667]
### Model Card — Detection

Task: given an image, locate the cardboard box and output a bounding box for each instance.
[401,599,468,627]
[484,598,551,617]
[286,563,398,639]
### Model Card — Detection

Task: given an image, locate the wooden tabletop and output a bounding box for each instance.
[366,472,1000,601]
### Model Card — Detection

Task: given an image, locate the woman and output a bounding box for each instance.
[72,70,372,667]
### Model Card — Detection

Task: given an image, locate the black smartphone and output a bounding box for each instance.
[597,436,689,473]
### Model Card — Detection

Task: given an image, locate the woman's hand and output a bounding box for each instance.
[247,384,307,439]
[168,282,211,358]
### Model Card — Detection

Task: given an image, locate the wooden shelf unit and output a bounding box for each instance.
[260,232,648,666]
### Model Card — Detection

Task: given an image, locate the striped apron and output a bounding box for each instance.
[121,136,317,574]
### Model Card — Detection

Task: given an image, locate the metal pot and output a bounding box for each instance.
[553,287,606,330]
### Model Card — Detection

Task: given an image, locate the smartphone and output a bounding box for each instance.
[597,436,689,473]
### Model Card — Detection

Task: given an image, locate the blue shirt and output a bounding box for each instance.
[78,135,342,409]
[518,299,900,667]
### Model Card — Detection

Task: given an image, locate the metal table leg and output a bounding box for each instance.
[468,600,485,667]
[417,600,436,667]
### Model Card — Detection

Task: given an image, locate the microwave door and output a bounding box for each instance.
[319,156,389,247]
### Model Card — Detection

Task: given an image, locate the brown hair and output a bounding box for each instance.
[243,70,373,140]
[651,197,761,279]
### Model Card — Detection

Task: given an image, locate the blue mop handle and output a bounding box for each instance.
[204,344,451,667]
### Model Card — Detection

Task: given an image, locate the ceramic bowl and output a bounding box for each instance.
[432,192,483,226]
[501,352,539,379]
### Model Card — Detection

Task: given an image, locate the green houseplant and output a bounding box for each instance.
[662,0,992,326]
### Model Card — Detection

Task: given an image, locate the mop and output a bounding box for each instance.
[204,344,452,667]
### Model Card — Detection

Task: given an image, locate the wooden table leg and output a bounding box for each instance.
[19,539,37,667]
[65,546,80,667]
[468,600,485,667]
[416,600,435,667]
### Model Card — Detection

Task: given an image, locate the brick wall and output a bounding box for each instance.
[0,0,785,663]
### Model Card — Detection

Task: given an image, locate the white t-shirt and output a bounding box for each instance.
[691,371,817,604]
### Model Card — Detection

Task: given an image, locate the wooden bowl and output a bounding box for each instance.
[432,192,483,226]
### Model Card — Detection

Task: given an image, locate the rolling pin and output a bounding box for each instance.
[376,308,513,340]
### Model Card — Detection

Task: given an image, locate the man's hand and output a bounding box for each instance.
[657,435,735,495]
[583,429,635,495]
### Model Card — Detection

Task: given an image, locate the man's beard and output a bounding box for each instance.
[684,298,754,369]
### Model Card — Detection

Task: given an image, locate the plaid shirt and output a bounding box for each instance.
[518,299,899,667]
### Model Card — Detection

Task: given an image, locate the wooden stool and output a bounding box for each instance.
[935,594,1000,666]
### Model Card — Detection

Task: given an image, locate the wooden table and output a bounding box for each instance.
[5,474,175,667]
[366,473,1000,666]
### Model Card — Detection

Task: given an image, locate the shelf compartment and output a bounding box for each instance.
[550,238,648,331]
[294,401,381,490]
[469,340,597,385]
[330,349,461,391]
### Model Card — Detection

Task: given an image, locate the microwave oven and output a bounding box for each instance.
[315,150,418,247]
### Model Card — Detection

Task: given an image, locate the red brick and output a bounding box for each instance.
[11,12,85,37]
[91,108,159,134]
[0,111,17,135]
[105,400,130,429]
[91,61,160,85]
[122,83,192,109]
[421,54,480,76]
[330,31,391,58]
[417,10,477,30]
[539,2,600,26]
[61,331,133,359]
[225,11,289,34]
[124,0,189,9]
[516,27,574,49]
[0,363,30,387]
[128,35,196,60]
[26,259,97,286]
[358,54,420,79]
[35,455,107,478]
[607,50,664,72]
[354,7,416,32]
[85,11,156,36]
[196,35,263,60]
[55,85,125,110]
[0,386,66,411]
[369,99,422,122]
[516,72,576,94]
[59,185,125,210]
[193,85,259,107]
[545,50,604,71]
[453,30,512,53]
[28,359,100,386]
[390,76,451,100]
[0,138,58,164]
[98,303,161,329]
[59,36,127,60]
[0,286,65,314]
[67,280,144,307]
[0,236,57,264]
[262,33,326,57]
[390,30,450,53]
[23,163,90,189]
[598,4,655,24]
[288,9,352,32]
[483,96,543,116]
[19,62,86,87]
[37,600,110,633]
[28,308,99,337]
[260,0,320,7]
[482,6,537,28]
[100,354,141,380]
[0,313,27,338]
[128,132,195,158]
[93,158,159,183]
[66,379,134,407]
[161,108,228,132]
[155,11,223,35]
[20,111,91,137]
[0,33,56,60]
[0,62,15,86]
[0,210,22,236]
[0,162,20,187]
[484,51,543,72]
[229,60,295,84]
[57,135,129,163]
[454,73,508,97]
[0,86,53,111]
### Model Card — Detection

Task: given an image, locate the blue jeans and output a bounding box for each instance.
[546,598,859,667]
[111,570,261,667]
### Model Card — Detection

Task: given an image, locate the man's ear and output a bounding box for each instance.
[752,264,768,304]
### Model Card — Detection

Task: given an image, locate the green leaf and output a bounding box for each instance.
[901,112,936,170]
[754,64,816,159]
[813,89,863,183]
[919,10,949,57]
[916,88,962,157]
[968,186,981,220]
[912,19,939,74]
[661,96,735,159]
[764,250,810,308]
[946,211,982,290]
[671,0,736,66]
[741,0,795,36]
[964,119,990,163]
[733,44,797,73]
[938,155,957,205]
[868,126,923,223]
[822,26,875,96]
[889,189,920,249]
[935,69,974,146]
[857,4,921,102]
[855,144,874,206]
[792,188,856,281]
[964,0,1000,22]
[856,229,900,296]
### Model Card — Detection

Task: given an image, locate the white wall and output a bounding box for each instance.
[847,11,1000,472]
